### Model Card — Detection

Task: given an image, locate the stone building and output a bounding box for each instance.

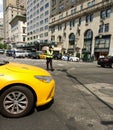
[0,18,4,43]
[3,0,26,47]
[49,0,113,59]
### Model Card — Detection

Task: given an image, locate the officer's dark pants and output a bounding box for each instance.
[46,58,53,70]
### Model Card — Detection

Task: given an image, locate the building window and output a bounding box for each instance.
[45,3,49,8]
[52,0,56,6]
[40,27,43,32]
[40,20,43,25]
[66,11,68,16]
[69,33,75,45]
[52,8,56,16]
[51,27,55,33]
[105,23,109,32]
[79,17,81,25]
[44,32,48,37]
[59,14,63,19]
[66,2,69,8]
[84,30,93,39]
[99,25,104,33]
[106,8,111,17]
[99,23,109,33]
[45,18,48,23]
[23,27,26,33]
[45,10,49,16]
[95,36,110,49]
[64,23,66,30]
[87,0,95,7]
[40,13,44,19]
[90,14,93,22]
[70,20,75,28]
[40,34,43,38]
[100,10,106,19]
[40,0,44,5]
[71,8,76,14]
[72,0,76,3]
[40,6,44,12]
[45,25,48,30]
[23,37,25,41]
[100,8,111,19]
[86,14,93,23]
[58,25,62,30]
[59,4,64,12]
[80,5,83,10]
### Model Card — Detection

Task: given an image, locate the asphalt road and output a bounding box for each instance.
[0,56,113,130]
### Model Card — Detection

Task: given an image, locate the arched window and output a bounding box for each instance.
[57,36,62,42]
[69,33,75,45]
[84,30,93,39]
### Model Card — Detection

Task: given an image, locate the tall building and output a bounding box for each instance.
[3,0,26,45]
[0,18,4,43]
[27,0,51,46]
[9,14,27,49]
[49,0,113,60]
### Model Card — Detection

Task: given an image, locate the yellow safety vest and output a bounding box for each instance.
[46,50,53,58]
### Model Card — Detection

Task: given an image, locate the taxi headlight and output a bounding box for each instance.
[34,76,53,83]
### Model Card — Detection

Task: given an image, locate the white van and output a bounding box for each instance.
[14,50,26,58]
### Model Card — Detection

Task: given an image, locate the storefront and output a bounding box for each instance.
[94,35,111,60]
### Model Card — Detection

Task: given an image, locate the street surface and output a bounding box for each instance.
[0,55,113,130]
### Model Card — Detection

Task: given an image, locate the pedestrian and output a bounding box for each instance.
[46,46,54,71]
[67,53,70,62]
[13,50,15,59]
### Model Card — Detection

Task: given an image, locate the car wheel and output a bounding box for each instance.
[0,85,35,118]
[70,59,73,62]
[101,65,105,67]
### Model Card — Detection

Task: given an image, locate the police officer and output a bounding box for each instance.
[46,46,54,71]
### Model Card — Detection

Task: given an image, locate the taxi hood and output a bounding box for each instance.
[5,62,50,76]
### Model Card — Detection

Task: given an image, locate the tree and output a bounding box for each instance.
[0,43,4,49]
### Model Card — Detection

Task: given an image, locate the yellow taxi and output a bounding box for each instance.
[0,61,55,118]
[39,53,46,59]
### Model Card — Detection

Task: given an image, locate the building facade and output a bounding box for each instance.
[0,18,4,43]
[9,14,27,49]
[27,0,51,45]
[49,0,113,60]
[3,0,26,46]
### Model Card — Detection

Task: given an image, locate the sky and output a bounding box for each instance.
[0,0,3,18]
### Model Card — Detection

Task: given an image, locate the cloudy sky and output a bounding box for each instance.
[0,0,3,18]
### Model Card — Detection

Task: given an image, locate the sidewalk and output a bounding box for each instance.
[77,83,113,109]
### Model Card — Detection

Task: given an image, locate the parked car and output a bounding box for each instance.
[24,50,31,57]
[0,49,4,54]
[13,50,26,58]
[69,56,80,62]
[39,52,46,59]
[6,50,14,57]
[28,51,40,59]
[62,55,80,62]
[97,56,113,68]
[0,60,55,118]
